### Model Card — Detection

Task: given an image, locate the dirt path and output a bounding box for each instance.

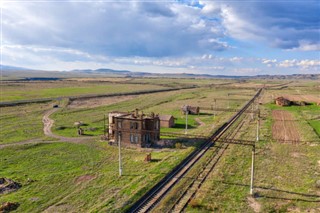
[195,118,205,127]
[42,108,93,143]
[0,108,95,150]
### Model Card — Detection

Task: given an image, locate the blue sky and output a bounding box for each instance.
[1,0,319,75]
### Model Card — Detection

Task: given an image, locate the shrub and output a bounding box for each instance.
[175,142,182,149]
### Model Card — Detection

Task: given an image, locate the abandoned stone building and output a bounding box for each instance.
[275,97,291,106]
[158,115,175,128]
[109,109,160,148]
[181,105,200,115]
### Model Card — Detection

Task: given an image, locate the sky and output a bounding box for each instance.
[1,0,320,75]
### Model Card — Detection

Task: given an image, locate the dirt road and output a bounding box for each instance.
[42,108,93,143]
[0,108,95,149]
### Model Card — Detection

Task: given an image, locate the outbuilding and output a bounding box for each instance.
[159,115,175,128]
[275,97,291,106]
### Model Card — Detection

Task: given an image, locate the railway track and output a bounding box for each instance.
[169,110,250,212]
[126,88,262,213]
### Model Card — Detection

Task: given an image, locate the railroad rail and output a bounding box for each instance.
[126,88,262,213]
[169,111,250,212]
[201,107,258,114]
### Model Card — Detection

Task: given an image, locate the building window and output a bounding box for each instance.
[130,122,138,129]
[130,134,139,143]
[145,133,150,143]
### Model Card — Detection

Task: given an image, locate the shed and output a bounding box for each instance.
[181,105,200,115]
[159,115,175,128]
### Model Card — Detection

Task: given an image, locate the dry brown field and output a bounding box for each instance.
[272,110,301,143]
[68,95,138,109]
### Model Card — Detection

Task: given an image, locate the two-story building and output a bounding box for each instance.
[109,109,160,148]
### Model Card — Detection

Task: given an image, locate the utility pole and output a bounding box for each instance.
[214,99,216,119]
[251,102,254,120]
[185,110,188,134]
[250,108,260,196]
[104,114,106,137]
[118,134,122,176]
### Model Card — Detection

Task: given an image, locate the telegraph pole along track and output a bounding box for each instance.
[127,88,262,213]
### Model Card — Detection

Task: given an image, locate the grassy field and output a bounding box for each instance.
[51,87,251,139]
[181,83,320,212]
[0,102,56,144]
[2,78,319,212]
[1,80,168,102]
[0,142,193,212]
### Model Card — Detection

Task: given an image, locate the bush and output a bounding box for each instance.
[189,199,201,208]
[55,126,66,130]
[175,142,182,149]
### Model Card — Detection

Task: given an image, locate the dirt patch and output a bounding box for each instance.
[195,118,205,127]
[0,178,21,194]
[318,160,320,167]
[291,152,304,158]
[68,95,138,109]
[247,197,261,213]
[75,174,96,184]
[272,110,301,143]
[44,204,75,213]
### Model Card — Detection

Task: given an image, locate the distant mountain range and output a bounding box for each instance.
[1,65,32,71]
[2,65,320,80]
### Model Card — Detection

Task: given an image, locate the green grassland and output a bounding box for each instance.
[0,102,55,144]
[0,142,192,212]
[1,81,168,102]
[2,78,319,212]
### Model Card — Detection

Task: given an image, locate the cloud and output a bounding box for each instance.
[277,59,320,69]
[2,1,228,58]
[200,1,320,51]
[1,1,319,75]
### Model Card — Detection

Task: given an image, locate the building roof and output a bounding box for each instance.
[158,115,174,121]
[275,96,289,101]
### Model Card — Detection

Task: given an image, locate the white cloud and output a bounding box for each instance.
[199,1,320,51]
[290,41,320,51]
[2,1,227,58]
[277,59,320,69]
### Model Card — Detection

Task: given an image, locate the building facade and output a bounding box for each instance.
[109,110,160,148]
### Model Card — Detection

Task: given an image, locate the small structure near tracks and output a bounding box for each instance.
[158,115,175,128]
[275,97,309,107]
[181,105,200,115]
[275,97,291,106]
